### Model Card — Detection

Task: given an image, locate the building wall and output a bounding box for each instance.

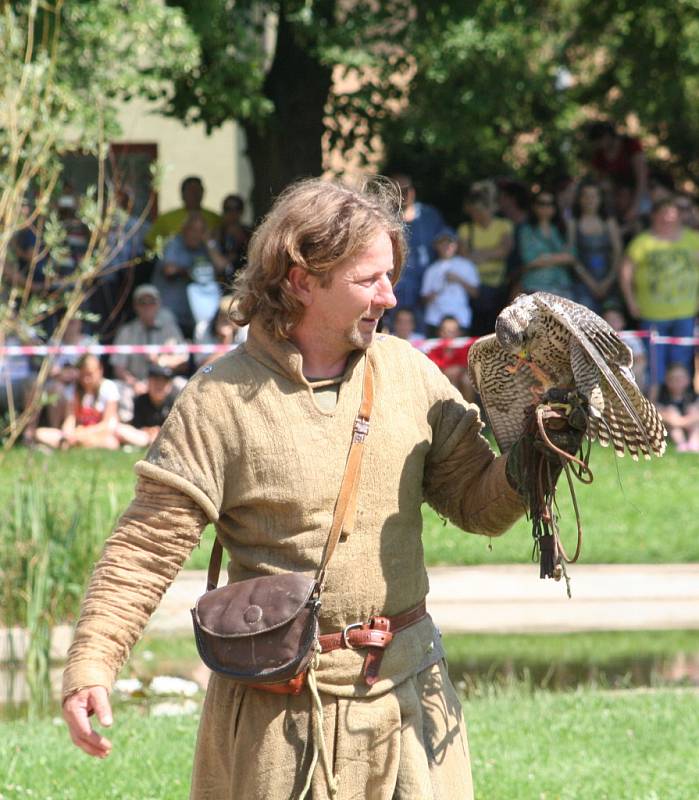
[113,96,253,220]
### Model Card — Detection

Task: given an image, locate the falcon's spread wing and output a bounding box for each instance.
[530,293,666,459]
[467,334,541,452]
[531,293,633,367]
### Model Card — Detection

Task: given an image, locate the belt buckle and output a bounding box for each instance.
[341,621,366,650]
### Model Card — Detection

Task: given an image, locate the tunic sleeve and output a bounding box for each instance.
[135,368,237,520]
[62,476,208,700]
[422,368,525,536]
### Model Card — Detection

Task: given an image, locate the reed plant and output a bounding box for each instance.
[0,461,118,717]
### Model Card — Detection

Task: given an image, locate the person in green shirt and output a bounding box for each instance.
[144,176,221,250]
[620,196,699,396]
[457,184,513,336]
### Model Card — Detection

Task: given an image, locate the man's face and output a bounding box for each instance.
[135,297,159,326]
[183,219,207,249]
[223,198,243,223]
[305,230,397,355]
[182,181,204,210]
[652,202,680,228]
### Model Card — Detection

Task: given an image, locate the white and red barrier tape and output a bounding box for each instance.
[0,329,697,357]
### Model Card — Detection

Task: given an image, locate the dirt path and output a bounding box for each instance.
[4,563,698,665]
[151,563,699,635]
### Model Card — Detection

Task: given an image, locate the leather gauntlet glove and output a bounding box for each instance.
[505,389,588,497]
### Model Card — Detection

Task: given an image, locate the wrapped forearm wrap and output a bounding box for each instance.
[424,412,525,536]
[62,477,209,700]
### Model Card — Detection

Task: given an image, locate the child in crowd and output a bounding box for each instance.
[655,363,699,452]
[116,364,179,448]
[421,229,479,338]
[427,315,477,403]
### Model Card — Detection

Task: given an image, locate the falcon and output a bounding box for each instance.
[468,292,667,460]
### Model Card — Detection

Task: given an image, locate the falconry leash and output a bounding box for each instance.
[508,388,593,597]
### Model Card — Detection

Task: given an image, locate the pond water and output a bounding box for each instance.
[3,653,699,721]
[449,653,699,695]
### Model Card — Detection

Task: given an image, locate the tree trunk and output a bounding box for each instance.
[243,5,334,218]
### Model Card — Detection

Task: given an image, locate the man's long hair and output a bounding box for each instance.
[230,177,406,340]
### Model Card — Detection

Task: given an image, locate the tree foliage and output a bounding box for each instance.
[0,1,198,447]
[384,0,699,214]
[380,1,575,218]
[165,0,415,213]
[161,0,699,218]
[565,0,699,183]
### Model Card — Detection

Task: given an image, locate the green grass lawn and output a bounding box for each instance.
[2,687,698,799]
[466,687,699,800]
[3,442,698,568]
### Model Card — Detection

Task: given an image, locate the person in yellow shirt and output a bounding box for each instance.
[620,196,699,397]
[457,183,513,335]
[144,176,221,250]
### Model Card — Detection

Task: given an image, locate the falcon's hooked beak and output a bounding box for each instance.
[518,348,531,361]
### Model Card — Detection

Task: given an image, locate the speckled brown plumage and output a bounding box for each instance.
[468,292,667,459]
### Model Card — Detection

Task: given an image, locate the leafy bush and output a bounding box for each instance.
[0,461,118,716]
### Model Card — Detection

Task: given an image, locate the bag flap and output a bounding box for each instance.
[193,571,318,638]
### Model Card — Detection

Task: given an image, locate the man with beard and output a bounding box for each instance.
[62,177,529,799]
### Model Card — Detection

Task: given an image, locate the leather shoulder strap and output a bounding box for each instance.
[205,354,374,592]
[317,355,373,589]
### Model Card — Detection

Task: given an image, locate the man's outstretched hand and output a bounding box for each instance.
[63,686,113,758]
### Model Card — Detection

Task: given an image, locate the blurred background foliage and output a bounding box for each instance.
[6,1,699,217]
[157,0,699,217]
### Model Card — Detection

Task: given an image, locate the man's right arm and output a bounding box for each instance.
[62,476,210,756]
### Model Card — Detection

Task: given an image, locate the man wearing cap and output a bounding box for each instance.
[62,178,552,799]
[115,363,179,447]
[111,285,187,418]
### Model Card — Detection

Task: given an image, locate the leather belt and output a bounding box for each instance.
[247,600,428,694]
[319,599,427,686]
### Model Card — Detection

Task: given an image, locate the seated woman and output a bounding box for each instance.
[34,354,120,450]
[518,189,576,299]
[655,363,699,452]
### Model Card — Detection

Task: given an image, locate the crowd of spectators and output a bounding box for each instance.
[3,175,250,450]
[385,121,699,450]
[3,120,699,452]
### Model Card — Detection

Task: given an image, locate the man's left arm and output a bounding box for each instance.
[423,399,525,536]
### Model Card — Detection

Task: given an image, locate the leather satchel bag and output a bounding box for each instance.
[191,356,374,688]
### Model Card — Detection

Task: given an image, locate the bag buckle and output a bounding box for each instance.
[341,621,366,649]
[353,416,370,443]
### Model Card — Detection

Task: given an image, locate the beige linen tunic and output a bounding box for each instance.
[63,320,524,799]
